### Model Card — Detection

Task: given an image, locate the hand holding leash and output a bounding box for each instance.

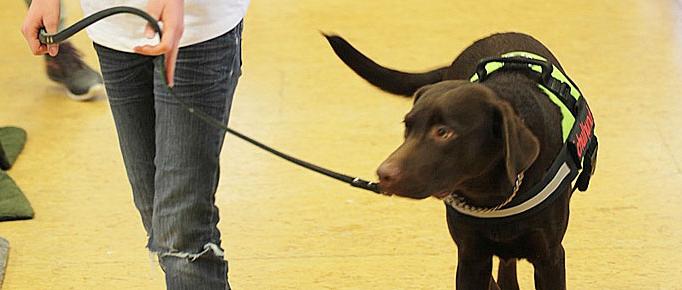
[21,0,61,56]
[133,0,184,87]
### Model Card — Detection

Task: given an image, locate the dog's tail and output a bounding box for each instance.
[323,34,450,96]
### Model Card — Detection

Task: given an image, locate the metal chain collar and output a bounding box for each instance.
[443,172,524,213]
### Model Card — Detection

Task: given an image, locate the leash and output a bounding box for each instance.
[38,6,381,194]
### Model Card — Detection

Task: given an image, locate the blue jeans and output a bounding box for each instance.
[94,22,243,290]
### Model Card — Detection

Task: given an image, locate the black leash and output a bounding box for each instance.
[38,6,381,194]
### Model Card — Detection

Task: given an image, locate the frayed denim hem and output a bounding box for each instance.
[150,243,225,262]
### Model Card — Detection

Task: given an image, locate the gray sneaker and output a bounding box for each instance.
[45,42,106,101]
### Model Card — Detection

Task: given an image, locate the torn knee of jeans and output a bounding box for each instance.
[155,243,225,262]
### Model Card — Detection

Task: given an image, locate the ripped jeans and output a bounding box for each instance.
[94,23,243,290]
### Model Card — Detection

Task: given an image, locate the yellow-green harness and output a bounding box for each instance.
[445,52,598,220]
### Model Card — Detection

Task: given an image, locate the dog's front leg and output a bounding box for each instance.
[497,258,520,290]
[531,245,566,290]
[456,250,497,290]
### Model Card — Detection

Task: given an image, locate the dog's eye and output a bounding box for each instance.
[403,120,414,137]
[433,126,456,140]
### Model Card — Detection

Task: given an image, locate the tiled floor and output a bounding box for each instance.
[1,0,681,289]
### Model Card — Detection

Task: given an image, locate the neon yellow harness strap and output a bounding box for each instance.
[470,51,578,141]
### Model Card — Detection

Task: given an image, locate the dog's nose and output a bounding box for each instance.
[377,161,402,189]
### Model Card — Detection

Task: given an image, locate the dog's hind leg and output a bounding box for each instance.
[496,258,520,290]
[488,276,501,290]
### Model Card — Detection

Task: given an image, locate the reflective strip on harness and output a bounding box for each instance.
[448,162,570,218]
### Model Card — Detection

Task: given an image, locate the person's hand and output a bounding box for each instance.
[21,0,61,56]
[134,0,184,87]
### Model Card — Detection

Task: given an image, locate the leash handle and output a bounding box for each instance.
[39,6,161,44]
[37,6,382,194]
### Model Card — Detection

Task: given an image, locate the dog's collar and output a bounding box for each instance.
[445,157,575,219]
[445,51,598,220]
[443,173,524,213]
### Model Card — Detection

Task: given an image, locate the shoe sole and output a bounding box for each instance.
[66,83,107,101]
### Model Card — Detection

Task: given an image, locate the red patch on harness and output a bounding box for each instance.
[574,109,594,159]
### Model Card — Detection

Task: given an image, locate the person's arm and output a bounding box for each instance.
[134,0,185,87]
[21,0,61,56]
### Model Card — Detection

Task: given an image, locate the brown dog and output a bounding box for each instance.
[325,32,596,290]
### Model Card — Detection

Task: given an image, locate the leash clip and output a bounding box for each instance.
[38,28,54,44]
[351,178,381,194]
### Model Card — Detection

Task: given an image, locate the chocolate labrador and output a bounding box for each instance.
[324,32,596,290]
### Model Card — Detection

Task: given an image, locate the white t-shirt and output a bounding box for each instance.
[81,0,250,52]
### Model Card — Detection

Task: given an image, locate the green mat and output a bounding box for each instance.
[0,127,25,167]
[0,127,33,221]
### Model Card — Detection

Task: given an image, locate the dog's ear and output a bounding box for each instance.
[413,84,434,104]
[494,100,540,184]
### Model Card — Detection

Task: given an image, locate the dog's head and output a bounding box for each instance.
[377,80,540,199]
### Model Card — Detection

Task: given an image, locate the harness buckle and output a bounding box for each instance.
[576,136,598,191]
[546,78,577,113]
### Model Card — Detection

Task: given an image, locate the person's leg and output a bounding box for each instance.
[150,23,243,290]
[93,43,156,235]
[45,42,107,101]
[25,0,106,101]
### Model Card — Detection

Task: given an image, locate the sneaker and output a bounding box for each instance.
[45,42,106,101]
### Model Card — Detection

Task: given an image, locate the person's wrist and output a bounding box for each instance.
[30,0,61,7]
